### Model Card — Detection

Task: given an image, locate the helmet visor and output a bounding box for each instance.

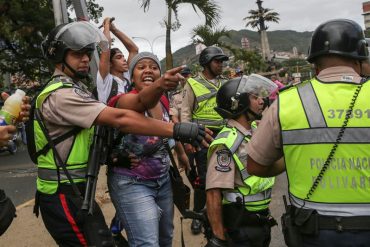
[55,21,109,52]
[237,74,277,98]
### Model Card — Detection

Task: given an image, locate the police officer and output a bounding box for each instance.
[206,75,277,247]
[36,21,210,246]
[170,67,192,124]
[181,46,229,234]
[247,19,370,246]
[170,67,192,172]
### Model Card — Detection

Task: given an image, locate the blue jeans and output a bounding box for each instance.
[108,172,174,247]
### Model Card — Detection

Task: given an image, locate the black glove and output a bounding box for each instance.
[205,236,228,247]
[173,122,205,147]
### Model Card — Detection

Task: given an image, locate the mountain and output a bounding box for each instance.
[168,29,313,67]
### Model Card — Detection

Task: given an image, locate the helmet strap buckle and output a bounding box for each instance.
[230,93,240,111]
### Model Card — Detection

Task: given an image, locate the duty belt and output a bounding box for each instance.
[223,189,272,203]
[319,215,370,231]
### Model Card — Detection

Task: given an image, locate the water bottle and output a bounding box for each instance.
[0,89,26,126]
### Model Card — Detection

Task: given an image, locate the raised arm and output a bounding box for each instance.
[110,22,138,65]
[98,17,113,80]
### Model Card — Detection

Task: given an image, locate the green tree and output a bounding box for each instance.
[243,0,279,61]
[280,57,312,80]
[225,45,266,74]
[0,0,103,86]
[139,0,220,70]
[191,24,230,47]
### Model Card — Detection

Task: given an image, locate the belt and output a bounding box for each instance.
[319,215,370,231]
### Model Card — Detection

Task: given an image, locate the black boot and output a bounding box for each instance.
[112,232,129,247]
[191,189,206,235]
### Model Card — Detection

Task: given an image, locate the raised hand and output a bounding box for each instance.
[156,65,186,91]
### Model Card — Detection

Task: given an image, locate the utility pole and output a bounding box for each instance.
[52,0,68,25]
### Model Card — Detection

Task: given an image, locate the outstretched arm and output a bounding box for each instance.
[116,66,185,112]
[95,106,212,148]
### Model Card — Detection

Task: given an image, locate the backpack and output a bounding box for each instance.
[25,76,82,164]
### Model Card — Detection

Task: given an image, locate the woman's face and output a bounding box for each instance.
[131,58,160,91]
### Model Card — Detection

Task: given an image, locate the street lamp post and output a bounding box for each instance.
[132,35,165,54]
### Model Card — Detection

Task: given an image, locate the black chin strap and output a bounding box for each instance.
[62,61,89,80]
[246,108,262,121]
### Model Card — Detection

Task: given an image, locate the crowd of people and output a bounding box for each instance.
[1,16,370,247]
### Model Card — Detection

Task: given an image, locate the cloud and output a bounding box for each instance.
[95,0,366,59]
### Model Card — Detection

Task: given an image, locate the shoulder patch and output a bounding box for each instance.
[215,149,232,172]
[73,87,92,99]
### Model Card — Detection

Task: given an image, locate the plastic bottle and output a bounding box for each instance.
[0,89,26,126]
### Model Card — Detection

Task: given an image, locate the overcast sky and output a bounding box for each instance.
[94,0,366,59]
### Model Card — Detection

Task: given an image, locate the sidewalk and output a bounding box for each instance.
[0,169,205,247]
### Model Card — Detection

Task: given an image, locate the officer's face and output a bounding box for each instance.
[361,60,370,77]
[131,58,160,91]
[63,49,91,77]
[209,58,225,76]
[249,94,265,116]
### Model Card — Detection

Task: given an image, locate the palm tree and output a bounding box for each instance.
[139,0,220,70]
[243,0,279,61]
[191,24,230,47]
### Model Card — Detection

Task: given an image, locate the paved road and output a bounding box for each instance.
[0,148,37,206]
[270,173,289,247]
[0,147,288,246]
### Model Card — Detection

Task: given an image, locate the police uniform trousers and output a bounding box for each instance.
[37,183,111,247]
[301,229,370,247]
[223,205,272,247]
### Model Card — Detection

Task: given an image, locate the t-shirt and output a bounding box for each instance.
[96,71,130,104]
[112,90,171,180]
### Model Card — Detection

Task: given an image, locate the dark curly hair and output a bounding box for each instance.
[110,48,122,61]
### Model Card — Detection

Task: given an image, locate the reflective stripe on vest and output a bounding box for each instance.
[289,194,370,217]
[208,126,275,211]
[35,77,93,195]
[222,188,272,203]
[279,78,370,216]
[38,167,86,181]
[188,76,225,129]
